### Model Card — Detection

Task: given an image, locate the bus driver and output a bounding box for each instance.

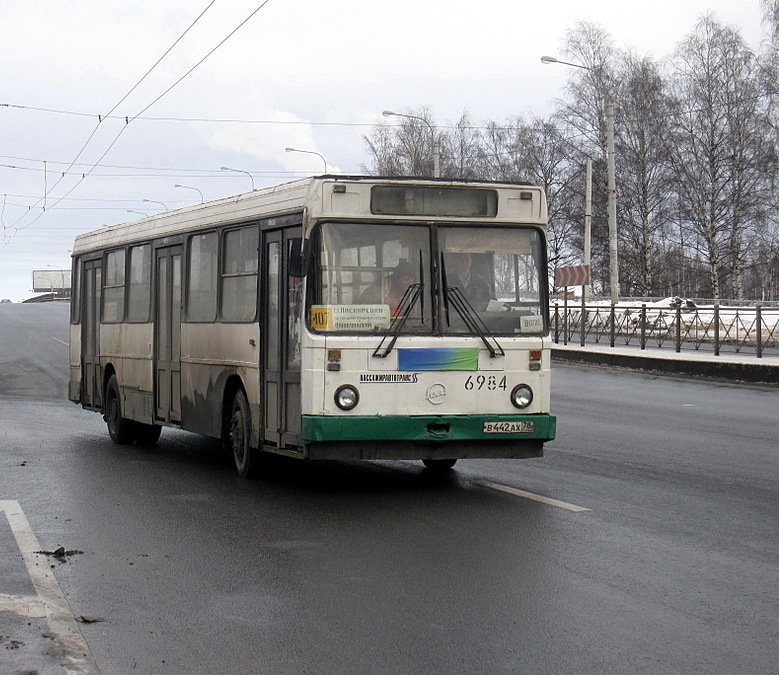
[447,253,492,309]
[360,260,416,315]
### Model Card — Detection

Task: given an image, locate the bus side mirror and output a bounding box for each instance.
[288,237,308,277]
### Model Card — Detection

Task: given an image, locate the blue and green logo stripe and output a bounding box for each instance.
[397,347,479,371]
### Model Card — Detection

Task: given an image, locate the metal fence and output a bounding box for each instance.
[551,301,779,359]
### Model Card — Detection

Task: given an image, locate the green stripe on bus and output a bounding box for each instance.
[301,414,556,443]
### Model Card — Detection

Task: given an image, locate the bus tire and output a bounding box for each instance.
[422,458,457,471]
[230,390,254,478]
[135,423,162,445]
[105,374,136,445]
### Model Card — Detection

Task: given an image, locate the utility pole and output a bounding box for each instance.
[606,103,619,305]
[541,55,620,304]
[584,159,592,301]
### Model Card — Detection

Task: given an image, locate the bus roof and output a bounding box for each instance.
[71,175,546,256]
[72,176,314,256]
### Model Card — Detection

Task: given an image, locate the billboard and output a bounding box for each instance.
[32,269,72,294]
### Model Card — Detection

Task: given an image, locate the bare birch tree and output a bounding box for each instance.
[613,53,674,296]
[554,21,618,296]
[668,17,771,300]
[358,13,779,301]
[439,111,482,179]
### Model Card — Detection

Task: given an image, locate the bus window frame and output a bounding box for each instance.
[126,242,153,324]
[219,224,260,324]
[70,257,82,325]
[305,219,435,335]
[306,220,550,337]
[185,230,219,324]
[101,248,126,324]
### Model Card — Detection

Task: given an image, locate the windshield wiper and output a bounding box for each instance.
[373,251,426,359]
[372,283,423,358]
[440,254,504,358]
[445,287,504,357]
[441,251,451,326]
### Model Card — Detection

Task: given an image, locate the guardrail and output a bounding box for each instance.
[551,302,779,359]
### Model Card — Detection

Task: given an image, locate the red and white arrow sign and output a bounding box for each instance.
[554,265,590,287]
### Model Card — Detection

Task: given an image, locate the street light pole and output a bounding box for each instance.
[541,55,619,304]
[220,166,255,191]
[540,55,590,70]
[382,109,440,178]
[142,198,169,212]
[174,183,204,203]
[285,147,328,173]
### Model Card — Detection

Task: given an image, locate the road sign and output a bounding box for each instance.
[554,265,590,287]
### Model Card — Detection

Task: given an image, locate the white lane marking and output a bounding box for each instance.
[50,336,69,346]
[479,481,591,512]
[1,499,99,674]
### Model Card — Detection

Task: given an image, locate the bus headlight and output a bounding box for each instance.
[510,384,533,409]
[334,385,360,410]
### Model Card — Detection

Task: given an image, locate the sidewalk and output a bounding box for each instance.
[552,342,779,385]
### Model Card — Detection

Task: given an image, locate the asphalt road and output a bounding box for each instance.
[1,303,777,674]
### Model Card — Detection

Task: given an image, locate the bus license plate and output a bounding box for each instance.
[483,421,534,434]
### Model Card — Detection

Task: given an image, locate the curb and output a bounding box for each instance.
[552,348,779,386]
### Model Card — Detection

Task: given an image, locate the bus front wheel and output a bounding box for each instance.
[105,375,136,445]
[230,390,254,478]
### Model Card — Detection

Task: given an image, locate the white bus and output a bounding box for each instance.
[69,176,556,476]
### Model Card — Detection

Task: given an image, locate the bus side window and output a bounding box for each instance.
[186,232,218,322]
[71,258,82,325]
[220,226,259,322]
[102,249,126,323]
[127,244,151,322]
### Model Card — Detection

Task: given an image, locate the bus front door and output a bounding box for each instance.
[81,259,102,410]
[263,229,302,449]
[155,246,182,424]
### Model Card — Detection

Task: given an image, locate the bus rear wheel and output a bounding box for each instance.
[105,374,136,445]
[230,390,254,478]
[422,458,457,471]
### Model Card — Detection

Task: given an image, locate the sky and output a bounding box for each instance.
[0,0,768,301]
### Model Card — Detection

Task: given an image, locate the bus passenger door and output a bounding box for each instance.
[81,259,102,410]
[155,246,182,424]
[263,229,302,448]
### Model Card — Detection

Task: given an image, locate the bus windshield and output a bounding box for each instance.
[439,226,546,336]
[309,221,433,334]
[308,221,547,336]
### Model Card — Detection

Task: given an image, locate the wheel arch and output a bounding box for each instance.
[103,366,136,444]
[221,374,246,444]
[102,362,117,411]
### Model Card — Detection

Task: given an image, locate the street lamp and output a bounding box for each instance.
[540,55,590,70]
[285,147,328,173]
[382,109,440,178]
[541,55,619,305]
[220,166,255,191]
[142,199,169,212]
[174,183,204,203]
[127,209,150,218]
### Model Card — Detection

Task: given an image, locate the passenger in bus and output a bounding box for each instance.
[447,253,492,309]
[360,260,416,315]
